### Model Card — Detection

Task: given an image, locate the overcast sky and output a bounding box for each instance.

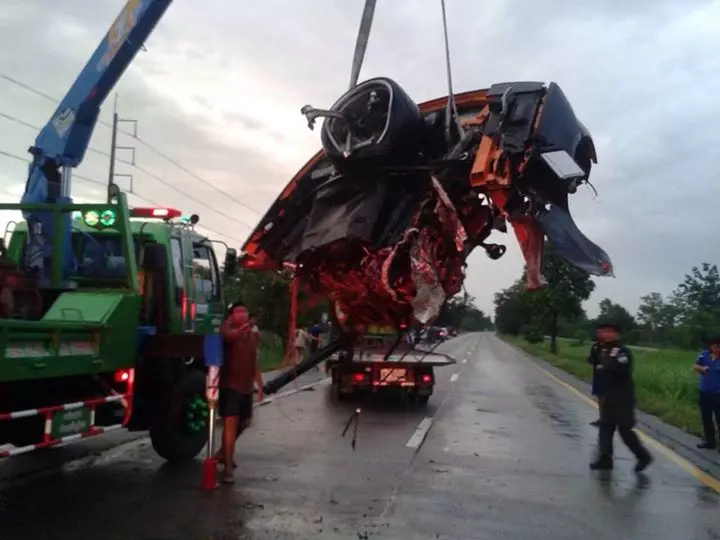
[1,0,718,318]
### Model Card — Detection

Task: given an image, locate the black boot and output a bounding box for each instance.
[590,456,613,470]
[634,453,653,473]
[619,427,653,473]
[697,441,716,449]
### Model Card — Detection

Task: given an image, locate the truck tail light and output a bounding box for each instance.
[420,374,432,384]
[114,368,133,383]
[180,291,195,320]
[352,373,366,383]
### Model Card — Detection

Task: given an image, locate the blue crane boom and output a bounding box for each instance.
[20,0,173,282]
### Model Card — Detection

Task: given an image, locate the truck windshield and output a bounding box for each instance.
[72,232,138,279]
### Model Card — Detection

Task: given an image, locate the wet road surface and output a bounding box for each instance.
[0,333,718,539]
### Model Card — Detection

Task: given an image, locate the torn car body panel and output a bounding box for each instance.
[239,79,612,331]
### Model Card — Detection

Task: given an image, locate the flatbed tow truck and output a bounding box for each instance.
[326,325,454,404]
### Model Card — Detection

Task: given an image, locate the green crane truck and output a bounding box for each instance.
[0,0,241,462]
[0,198,235,461]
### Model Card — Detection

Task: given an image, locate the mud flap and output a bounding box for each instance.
[536,203,613,277]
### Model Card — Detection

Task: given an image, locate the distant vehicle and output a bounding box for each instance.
[426,326,449,344]
[447,327,458,337]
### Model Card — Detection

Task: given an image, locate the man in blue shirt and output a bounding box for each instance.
[693,336,720,450]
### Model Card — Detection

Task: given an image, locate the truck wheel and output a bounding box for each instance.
[150,369,209,462]
[416,395,430,406]
[329,368,346,402]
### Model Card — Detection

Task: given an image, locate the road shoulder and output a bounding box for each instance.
[498,336,720,487]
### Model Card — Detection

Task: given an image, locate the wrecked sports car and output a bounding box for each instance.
[239,78,612,333]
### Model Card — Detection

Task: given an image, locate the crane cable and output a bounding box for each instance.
[348,0,377,89]
[440,0,465,142]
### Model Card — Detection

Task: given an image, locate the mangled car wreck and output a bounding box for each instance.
[236,78,613,393]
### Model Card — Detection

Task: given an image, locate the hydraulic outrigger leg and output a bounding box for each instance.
[262,338,348,396]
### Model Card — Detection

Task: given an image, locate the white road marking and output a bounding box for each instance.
[406,417,434,449]
[449,373,459,383]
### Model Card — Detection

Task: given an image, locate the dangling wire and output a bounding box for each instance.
[439,0,464,142]
[349,0,378,90]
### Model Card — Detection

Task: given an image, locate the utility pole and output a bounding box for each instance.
[107,95,139,203]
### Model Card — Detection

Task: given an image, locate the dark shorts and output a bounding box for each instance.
[218,388,253,422]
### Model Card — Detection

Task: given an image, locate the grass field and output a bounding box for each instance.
[500,335,702,436]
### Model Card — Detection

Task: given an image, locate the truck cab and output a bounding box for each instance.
[3,205,225,333]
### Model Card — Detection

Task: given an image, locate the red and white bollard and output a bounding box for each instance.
[201,365,220,491]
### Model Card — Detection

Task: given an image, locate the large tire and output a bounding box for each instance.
[416,395,430,406]
[150,369,209,462]
[330,368,347,402]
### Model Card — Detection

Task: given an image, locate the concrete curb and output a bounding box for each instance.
[502,338,720,484]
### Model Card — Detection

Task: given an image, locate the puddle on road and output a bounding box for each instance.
[525,383,582,440]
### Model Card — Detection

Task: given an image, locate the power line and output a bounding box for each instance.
[0,110,257,230]
[0,149,105,188]
[0,150,239,244]
[0,72,265,218]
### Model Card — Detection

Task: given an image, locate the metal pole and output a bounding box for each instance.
[206,406,216,457]
[107,111,119,203]
[202,363,220,490]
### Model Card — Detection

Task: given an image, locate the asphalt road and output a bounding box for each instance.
[0,333,718,539]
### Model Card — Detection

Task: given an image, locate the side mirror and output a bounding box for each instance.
[224,249,238,277]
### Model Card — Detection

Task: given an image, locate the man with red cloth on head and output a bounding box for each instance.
[215,301,264,484]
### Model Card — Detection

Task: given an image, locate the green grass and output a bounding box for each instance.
[258,331,285,373]
[500,335,702,436]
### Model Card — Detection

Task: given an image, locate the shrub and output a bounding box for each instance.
[522,325,544,344]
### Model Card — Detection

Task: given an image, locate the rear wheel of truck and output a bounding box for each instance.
[150,369,209,462]
[416,395,430,406]
[331,370,347,402]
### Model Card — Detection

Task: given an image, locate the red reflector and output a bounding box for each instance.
[130,207,182,219]
[420,374,432,384]
[352,373,365,383]
[114,369,131,383]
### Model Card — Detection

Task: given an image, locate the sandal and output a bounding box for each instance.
[212,454,237,468]
[222,474,235,485]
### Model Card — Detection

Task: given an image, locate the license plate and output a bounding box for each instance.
[380,368,407,383]
[367,325,394,336]
[51,408,91,439]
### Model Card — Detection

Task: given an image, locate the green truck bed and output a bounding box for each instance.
[0,291,141,382]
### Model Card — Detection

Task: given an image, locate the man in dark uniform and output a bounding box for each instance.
[590,322,653,472]
[587,328,604,427]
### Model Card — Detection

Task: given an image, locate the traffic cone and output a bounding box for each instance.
[201,455,219,491]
